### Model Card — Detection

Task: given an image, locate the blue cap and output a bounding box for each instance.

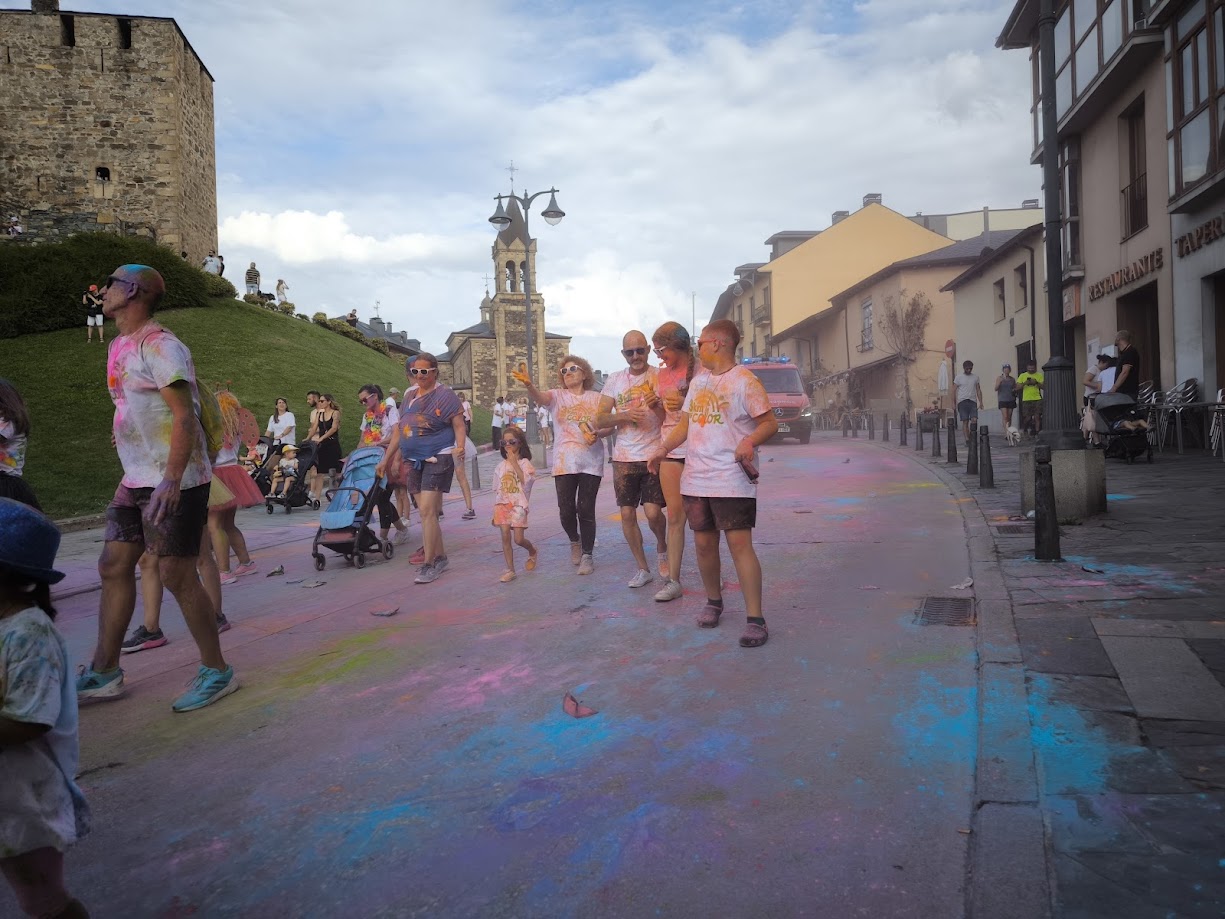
[0,498,65,584]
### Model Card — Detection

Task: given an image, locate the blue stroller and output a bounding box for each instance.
[311,445,393,570]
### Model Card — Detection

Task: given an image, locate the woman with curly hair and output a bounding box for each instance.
[0,379,40,510]
[513,354,607,575]
[650,321,698,602]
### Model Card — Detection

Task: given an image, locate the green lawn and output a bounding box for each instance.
[0,298,491,519]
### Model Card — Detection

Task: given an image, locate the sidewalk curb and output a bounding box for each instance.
[842,435,1052,919]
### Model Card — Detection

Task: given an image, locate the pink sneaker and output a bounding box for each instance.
[219,571,239,586]
[234,561,258,578]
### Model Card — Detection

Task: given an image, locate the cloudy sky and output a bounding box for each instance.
[73,0,1038,377]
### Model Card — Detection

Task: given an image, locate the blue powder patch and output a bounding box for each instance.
[1106,494,1136,502]
[891,672,976,775]
[830,496,863,506]
[823,514,853,522]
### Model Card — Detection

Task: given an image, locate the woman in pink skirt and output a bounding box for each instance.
[211,389,265,585]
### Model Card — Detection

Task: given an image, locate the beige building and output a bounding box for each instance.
[827,230,1038,416]
[943,224,1051,430]
[0,0,218,262]
[439,197,571,408]
[1000,0,1174,391]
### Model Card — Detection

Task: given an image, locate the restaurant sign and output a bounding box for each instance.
[1175,215,1225,257]
[1087,248,1163,301]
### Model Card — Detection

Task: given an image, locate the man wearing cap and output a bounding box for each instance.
[83,284,104,343]
[76,264,237,713]
[952,360,984,446]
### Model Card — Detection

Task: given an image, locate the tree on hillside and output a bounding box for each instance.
[878,289,933,415]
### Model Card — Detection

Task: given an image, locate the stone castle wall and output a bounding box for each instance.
[0,10,218,262]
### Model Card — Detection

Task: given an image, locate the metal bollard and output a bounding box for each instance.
[470,451,481,490]
[867,413,875,440]
[978,425,994,489]
[899,413,907,446]
[931,417,942,458]
[882,413,890,442]
[1034,443,1060,560]
[843,414,850,438]
[946,417,958,464]
[915,414,924,451]
[966,422,979,476]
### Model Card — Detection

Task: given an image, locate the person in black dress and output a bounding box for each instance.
[310,393,342,504]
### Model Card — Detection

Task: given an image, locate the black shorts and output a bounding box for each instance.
[612,461,664,508]
[998,401,1016,409]
[104,482,210,557]
[407,455,455,495]
[683,495,756,532]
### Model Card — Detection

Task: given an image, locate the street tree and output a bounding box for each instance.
[878,289,933,415]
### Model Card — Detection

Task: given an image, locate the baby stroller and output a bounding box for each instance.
[265,440,320,513]
[1092,393,1153,464]
[250,436,277,495]
[311,445,393,570]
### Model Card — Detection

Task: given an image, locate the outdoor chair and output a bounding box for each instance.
[1210,388,1224,460]
[1157,378,1199,453]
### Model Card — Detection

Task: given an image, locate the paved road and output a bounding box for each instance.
[44,441,980,918]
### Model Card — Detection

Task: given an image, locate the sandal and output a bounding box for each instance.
[739,622,769,648]
[526,552,538,572]
[499,569,517,583]
[696,602,723,629]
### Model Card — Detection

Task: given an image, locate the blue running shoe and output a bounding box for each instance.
[172,665,239,713]
[76,665,125,700]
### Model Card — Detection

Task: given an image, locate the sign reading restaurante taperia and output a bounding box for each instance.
[1174,215,1225,258]
[1087,248,1163,301]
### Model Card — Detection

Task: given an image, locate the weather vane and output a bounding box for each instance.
[507,160,517,192]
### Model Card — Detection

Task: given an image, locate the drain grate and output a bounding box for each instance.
[994,525,1030,535]
[915,596,976,626]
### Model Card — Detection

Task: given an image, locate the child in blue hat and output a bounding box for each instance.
[0,498,89,918]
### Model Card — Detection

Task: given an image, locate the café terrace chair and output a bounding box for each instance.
[1210,388,1224,460]
[1161,378,1199,453]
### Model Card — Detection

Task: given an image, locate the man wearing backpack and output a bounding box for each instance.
[76,264,238,713]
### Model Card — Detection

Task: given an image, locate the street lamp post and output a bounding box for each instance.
[488,186,565,446]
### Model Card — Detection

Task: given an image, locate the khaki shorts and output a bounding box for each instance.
[104,482,210,557]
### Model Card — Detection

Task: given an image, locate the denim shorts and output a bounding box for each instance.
[407,455,455,494]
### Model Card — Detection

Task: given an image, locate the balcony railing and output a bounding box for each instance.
[752,304,769,325]
[1121,172,1148,238]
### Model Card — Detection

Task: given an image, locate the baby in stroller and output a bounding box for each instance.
[269,444,300,497]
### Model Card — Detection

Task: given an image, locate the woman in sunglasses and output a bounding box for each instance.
[379,354,466,585]
[650,322,697,603]
[512,354,606,575]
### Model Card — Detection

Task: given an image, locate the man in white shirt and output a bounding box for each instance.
[491,396,505,446]
[536,403,551,446]
[597,329,668,588]
[952,360,984,446]
[460,393,473,437]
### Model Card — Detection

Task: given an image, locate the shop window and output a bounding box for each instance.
[994,279,1007,322]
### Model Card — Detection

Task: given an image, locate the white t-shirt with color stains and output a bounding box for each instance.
[680,366,772,499]
[548,389,605,477]
[106,322,212,490]
[601,366,662,462]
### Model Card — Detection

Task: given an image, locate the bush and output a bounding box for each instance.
[312,312,328,325]
[201,272,237,299]
[0,233,219,338]
[322,318,389,356]
[242,293,263,306]
[278,301,295,315]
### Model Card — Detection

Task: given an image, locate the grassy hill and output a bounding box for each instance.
[0,298,492,520]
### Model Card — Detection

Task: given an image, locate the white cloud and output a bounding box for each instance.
[67,0,1039,373]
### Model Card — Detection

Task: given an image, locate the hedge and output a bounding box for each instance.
[0,233,221,338]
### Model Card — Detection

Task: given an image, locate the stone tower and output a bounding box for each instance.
[440,199,572,410]
[0,1,218,261]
